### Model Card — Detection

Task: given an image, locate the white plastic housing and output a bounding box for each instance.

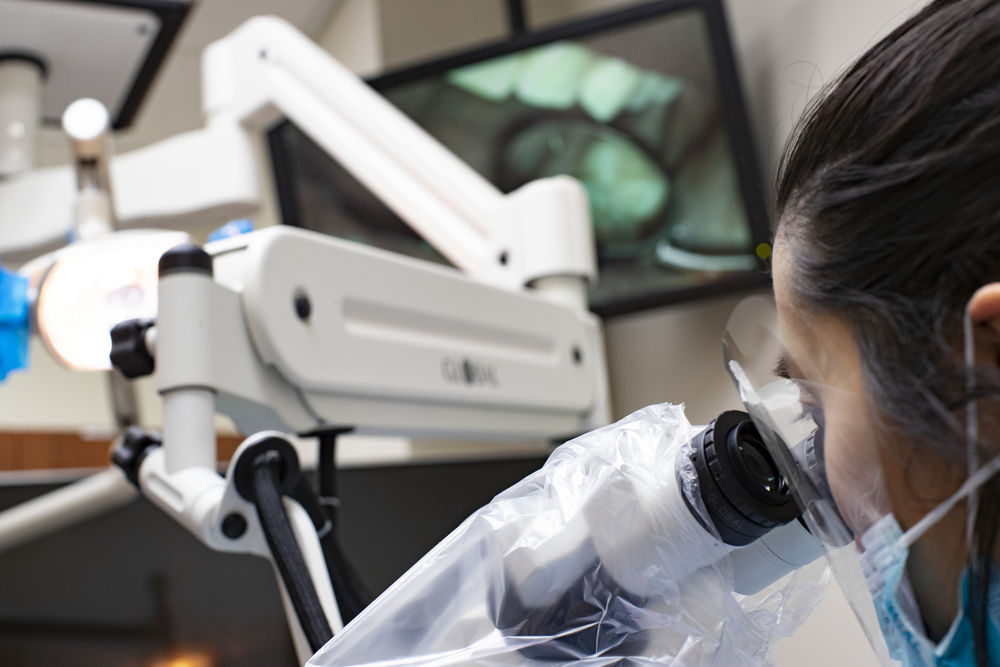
[729,518,824,595]
[155,226,610,441]
[0,58,43,177]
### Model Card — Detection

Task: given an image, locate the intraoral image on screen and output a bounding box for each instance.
[270,6,764,316]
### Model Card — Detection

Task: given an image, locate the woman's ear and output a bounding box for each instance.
[968,286,1000,370]
[968,284,1000,333]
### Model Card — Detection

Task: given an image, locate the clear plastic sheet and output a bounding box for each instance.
[309,403,826,666]
[723,296,894,665]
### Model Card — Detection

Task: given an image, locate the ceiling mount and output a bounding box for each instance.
[0,0,190,130]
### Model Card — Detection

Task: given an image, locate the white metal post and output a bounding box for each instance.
[62,98,116,240]
[156,250,218,473]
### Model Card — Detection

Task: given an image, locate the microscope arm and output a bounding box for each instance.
[0,16,610,663]
[0,16,596,306]
[110,223,609,664]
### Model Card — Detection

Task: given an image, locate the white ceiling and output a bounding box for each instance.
[36,0,340,166]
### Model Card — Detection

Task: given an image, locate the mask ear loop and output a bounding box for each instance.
[964,305,979,555]
[898,455,1000,550]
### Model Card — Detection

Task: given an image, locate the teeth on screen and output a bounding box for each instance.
[515,42,594,110]
[578,57,641,122]
[628,72,683,113]
[446,53,526,102]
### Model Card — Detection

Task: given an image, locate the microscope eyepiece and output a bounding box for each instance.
[685,410,800,546]
[727,421,788,503]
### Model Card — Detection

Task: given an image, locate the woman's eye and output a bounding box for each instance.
[795,385,825,427]
[797,403,824,427]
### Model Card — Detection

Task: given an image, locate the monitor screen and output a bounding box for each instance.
[268,0,769,317]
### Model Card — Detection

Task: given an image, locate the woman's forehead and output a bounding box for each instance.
[771,246,818,377]
[772,244,863,392]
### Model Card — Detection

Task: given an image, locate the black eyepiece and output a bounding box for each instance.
[727,421,787,503]
[683,410,800,546]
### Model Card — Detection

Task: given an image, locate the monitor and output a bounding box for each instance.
[268,0,770,318]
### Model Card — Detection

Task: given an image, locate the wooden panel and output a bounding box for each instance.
[0,432,245,471]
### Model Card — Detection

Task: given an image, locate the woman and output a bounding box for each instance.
[771,0,1000,664]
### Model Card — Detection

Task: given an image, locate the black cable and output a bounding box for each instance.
[252,452,333,652]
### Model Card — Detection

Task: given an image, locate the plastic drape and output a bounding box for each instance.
[309,404,826,666]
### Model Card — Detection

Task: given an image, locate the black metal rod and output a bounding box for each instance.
[317,433,338,526]
[507,0,527,35]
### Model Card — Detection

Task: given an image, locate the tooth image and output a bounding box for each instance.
[627,73,683,113]
[579,57,642,122]
[515,42,594,109]
[446,53,526,102]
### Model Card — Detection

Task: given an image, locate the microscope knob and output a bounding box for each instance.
[111,426,162,487]
[110,318,156,378]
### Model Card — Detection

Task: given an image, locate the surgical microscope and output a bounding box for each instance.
[0,14,824,665]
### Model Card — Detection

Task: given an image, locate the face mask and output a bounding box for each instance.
[858,311,1000,667]
[859,512,1000,667]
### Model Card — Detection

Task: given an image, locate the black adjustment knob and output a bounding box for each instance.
[221,512,248,539]
[111,426,162,487]
[110,318,156,379]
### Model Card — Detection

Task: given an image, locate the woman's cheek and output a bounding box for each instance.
[822,406,887,538]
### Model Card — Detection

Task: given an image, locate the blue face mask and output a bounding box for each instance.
[860,512,1000,667]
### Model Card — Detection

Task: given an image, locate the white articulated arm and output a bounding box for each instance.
[0,17,596,300]
[135,435,344,666]
[201,16,597,295]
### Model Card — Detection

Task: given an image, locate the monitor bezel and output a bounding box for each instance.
[269,0,771,319]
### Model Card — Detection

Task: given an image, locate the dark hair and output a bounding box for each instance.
[775,0,1000,663]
